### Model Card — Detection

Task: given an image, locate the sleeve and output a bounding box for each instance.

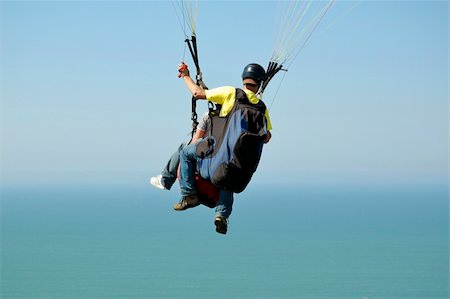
[197,112,210,132]
[204,86,235,105]
[265,109,273,131]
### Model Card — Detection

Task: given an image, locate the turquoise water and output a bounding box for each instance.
[1,184,448,299]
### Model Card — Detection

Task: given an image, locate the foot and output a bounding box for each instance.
[150,175,166,190]
[173,194,200,211]
[214,216,228,234]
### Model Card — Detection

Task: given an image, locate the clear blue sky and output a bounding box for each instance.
[1,1,448,187]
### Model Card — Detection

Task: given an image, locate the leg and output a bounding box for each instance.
[160,142,187,189]
[214,190,234,234]
[215,190,234,218]
[179,141,200,196]
[173,141,202,211]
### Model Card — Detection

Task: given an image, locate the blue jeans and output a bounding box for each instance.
[179,140,234,218]
[160,141,187,190]
[179,141,199,196]
[215,190,234,219]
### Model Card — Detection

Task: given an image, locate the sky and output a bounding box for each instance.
[0,0,448,187]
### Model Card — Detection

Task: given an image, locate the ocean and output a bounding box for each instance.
[1,183,448,299]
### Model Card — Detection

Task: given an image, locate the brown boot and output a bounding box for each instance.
[214,216,228,234]
[173,194,200,211]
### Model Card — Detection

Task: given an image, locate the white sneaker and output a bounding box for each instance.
[150,175,166,190]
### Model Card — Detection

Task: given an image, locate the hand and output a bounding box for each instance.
[178,62,189,78]
[263,131,272,143]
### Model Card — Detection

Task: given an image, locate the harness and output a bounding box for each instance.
[195,88,268,193]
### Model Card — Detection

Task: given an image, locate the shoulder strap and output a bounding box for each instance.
[235,88,249,104]
[235,88,266,113]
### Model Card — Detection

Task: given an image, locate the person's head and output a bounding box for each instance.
[241,63,265,93]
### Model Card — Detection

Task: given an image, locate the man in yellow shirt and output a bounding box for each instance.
[175,62,272,234]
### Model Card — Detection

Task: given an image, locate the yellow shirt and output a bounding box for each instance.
[204,86,273,130]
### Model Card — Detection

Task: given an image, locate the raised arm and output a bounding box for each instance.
[178,62,206,99]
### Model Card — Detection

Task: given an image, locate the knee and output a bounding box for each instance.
[180,144,195,160]
[180,146,189,160]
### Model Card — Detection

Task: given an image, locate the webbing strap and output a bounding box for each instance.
[185,36,202,81]
[191,96,198,137]
[184,34,208,139]
[260,61,286,95]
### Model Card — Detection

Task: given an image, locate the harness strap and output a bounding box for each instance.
[191,96,198,138]
[184,35,208,139]
[185,36,202,81]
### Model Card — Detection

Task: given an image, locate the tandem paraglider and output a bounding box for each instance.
[150,0,335,234]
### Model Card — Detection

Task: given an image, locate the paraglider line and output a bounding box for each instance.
[171,0,188,38]
[269,70,287,110]
[287,0,335,69]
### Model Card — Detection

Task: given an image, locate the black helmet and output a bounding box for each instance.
[241,63,266,84]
